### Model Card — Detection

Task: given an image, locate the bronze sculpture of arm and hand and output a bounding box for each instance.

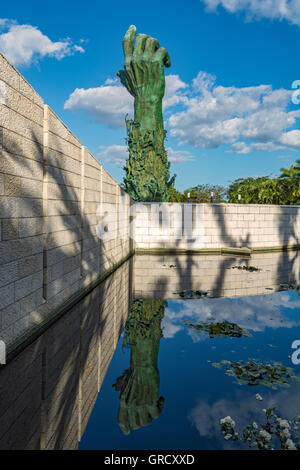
[118,25,175,202]
[117,24,170,132]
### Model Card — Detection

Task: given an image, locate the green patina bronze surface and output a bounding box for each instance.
[112,299,166,434]
[118,25,175,201]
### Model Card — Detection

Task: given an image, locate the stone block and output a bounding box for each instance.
[4,175,42,198]
[0,260,19,288]
[0,283,15,309]
[19,218,43,238]
[1,149,43,180]
[18,253,43,279]
[0,54,19,90]
[2,218,19,240]
[47,150,81,174]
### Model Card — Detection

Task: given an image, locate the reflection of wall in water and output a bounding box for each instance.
[0,259,133,450]
[134,252,300,299]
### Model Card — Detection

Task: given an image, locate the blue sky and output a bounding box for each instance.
[1,0,300,191]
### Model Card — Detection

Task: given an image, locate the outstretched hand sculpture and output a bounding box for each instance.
[112,299,166,434]
[118,25,175,202]
[117,24,170,132]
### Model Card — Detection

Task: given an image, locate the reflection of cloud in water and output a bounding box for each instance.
[188,382,300,449]
[162,292,300,339]
[161,321,182,339]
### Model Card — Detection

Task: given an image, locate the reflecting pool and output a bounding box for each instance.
[1,252,300,450]
[79,294,300,450]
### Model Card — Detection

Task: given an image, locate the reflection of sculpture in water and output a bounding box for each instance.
[112,299,166,434]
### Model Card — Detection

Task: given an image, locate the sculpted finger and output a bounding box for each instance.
[133,34,149,58]
[123,25,137,61]
[147,396,165,419]
[117,402,130,435]
[153,47,171,67]
[144,37,160,56]
[128,407,140,430]
[139,407,153,426]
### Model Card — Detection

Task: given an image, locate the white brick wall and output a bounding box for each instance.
[134,202,300,251]
[0,53,133,349]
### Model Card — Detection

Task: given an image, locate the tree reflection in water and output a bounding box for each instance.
[113,299,166,435]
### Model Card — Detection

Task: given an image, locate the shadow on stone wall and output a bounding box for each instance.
[0,126,133,449]
[0,126,128,347]
[152,203,251,298]
[276,206,300,287]
[133,202,300,301]
[210,204,251,297]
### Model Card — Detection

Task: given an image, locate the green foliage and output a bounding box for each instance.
[168,185,185,202]
[227,176,284,204]
[183,184,228,203]
[278,159,300,205]
[227,159,300,205]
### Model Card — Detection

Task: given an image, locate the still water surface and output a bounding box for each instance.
[1,252,300,450]
[79,290,300,450]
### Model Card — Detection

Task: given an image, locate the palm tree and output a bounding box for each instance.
[279,159,300,204]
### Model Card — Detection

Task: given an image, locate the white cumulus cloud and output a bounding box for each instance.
[65,69,300,155]
[0,19,84,67]
[279,129,300,148]
[64,74,189,128]
[162,291,300,341]
[230,142,251,154]
[64,84,134,128]
[163,74,189,109]
[201,0,300,27]
[97,145,128,166]
[167,72,300,153]
[166,147,195,163]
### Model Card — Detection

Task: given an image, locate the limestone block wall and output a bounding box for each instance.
[134,202,300,251]
[0,53,133,350]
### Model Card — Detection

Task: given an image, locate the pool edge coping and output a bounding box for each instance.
[135,244,300,256]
